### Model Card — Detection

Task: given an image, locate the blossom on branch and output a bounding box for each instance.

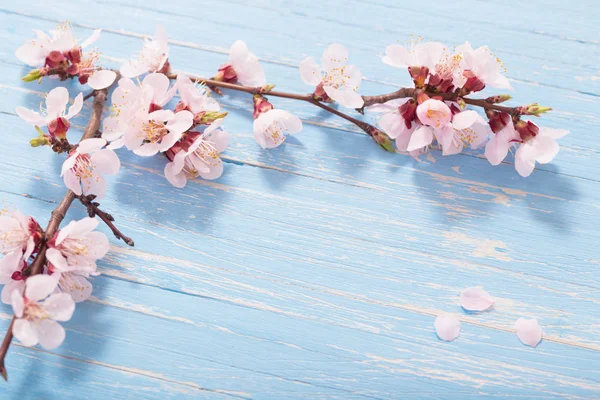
[126,109,194,156]
[175,74,222,124]
[455,42,512,91]
[252,95,303,149]
[164,124,230,187]
[121,25,170,78]
[16,22,116,89]
[61,138,121,198]
[300,43,364,108]
[215,41,266,87]
[16,87,83,140]
[11,275,75,349]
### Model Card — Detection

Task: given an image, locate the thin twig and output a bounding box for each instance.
[79,195,134,246]
[0,88,110,381]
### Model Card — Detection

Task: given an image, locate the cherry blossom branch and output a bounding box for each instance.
[165,73,394,150]
[0,88,111,381]
[79,195,134,246]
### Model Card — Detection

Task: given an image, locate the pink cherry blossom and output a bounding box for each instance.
[514,127,569,177]
[459,287,495,311]
[407,99,453,152]
[61,138,120,198]
[15,23,101,67]
[455,42,512,90]
[121,25,170,78]
[300,44,364,108]
[175,74,220,120]
[437,110,491,156]
[11,275,75,349]
[219,40,266,87]
[46,217,109,274]
[124,109,194,156]
[253,109,303,149]
[434,313,461,342]
[0,251,27,305]
[515,318,542,347]
[16,87,83,139]
[369,99,418,152]
[484,122,520,166]
[164,124,230,187]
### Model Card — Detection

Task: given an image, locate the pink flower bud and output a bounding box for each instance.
[48,117,71,139]
[214,63,238,83]
[487,111,511,134]
[45,51,66,68]
[462,70,485,93]
[408,66,429,88]
[515,120,539,142]
[253,95,274,119]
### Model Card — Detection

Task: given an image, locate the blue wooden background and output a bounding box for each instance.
[0,1,599,398]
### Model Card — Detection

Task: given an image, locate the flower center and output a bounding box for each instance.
[73,153,93,180]
[324,66,355,90]
[24,302,49,321]
[426,108,448,128]
[142,120,169,143]
[265,121,287,145]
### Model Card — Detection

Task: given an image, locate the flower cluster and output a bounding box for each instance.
[0,212,108,349]
[16,22,116,90]
[373,39,569,177]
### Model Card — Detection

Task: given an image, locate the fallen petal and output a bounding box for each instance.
[515,318,542,347]
[434,313,460,342]
[460,287,494,311]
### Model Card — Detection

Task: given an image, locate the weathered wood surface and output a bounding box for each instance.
[0,1,599,398]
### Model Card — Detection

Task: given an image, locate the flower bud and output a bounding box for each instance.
[30,135,51,147]
[48,117,70,139]
[462,70,485,93]
[21,68,43,82]
[399,99,417,129]
[260,84,276,93]
[487,111,511,134]
[365,126,395,152]
[214,63,238,83]
[253,94,274,119]
[515,120,539,142]
[485,94,512,104]
[196,111,228,125]
[45,51,66,68]
[456,97,467,110]
[408,66,429,88]
[519,103,552,116]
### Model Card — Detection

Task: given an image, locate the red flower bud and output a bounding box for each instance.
[487,111,511,134]
[48,117,70,139]
[462,70,485,93]
[45,51,66,68]
[214,63,238,83]
[399,99,417,129]
[408,66,429,88]
[253,95,274,119]
[515,120,539,142]
[65,47,82,64]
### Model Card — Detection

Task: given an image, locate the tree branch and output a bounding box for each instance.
[0,88,110,381]
[79,195,134,246]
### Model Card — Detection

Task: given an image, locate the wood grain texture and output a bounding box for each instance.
[0,1,598,398]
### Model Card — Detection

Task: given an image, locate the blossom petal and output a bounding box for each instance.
[452,110,479,130]
[46,247,69,272]
[13,319,38,347]
[37,319,66,350]
[515,143,537,177]
[80,29,102,49]
[434,313,461,342]
[229,40,249,66]
[88,70,117,90]
[166,110,194,134]
[407,125,434,151]
[46,87,70,119]
[120,60,148,79]
[67,217,99,238]
[25,274,58,302]
[58,273,93,303]
[485,134,510,166]
[0,251,23,284]
[382,44,409,68]
[66,93,84,119]
[323,86,364,108]
[321,43,348,71]
[143,73,171,104]
[63,169,82,195]
[43,292,76,321]
[534,137,560,164]
[91,148,121,175]
[540,128,569,139]
[299,57,321,86]
[2,280,25,305]
[460,287,495,311]
[78,138,106,154]
[208,129,230,153]
[11,288,24,317]
[164,161,188,188]
[515,318,542,347]
[15,107,46,126]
